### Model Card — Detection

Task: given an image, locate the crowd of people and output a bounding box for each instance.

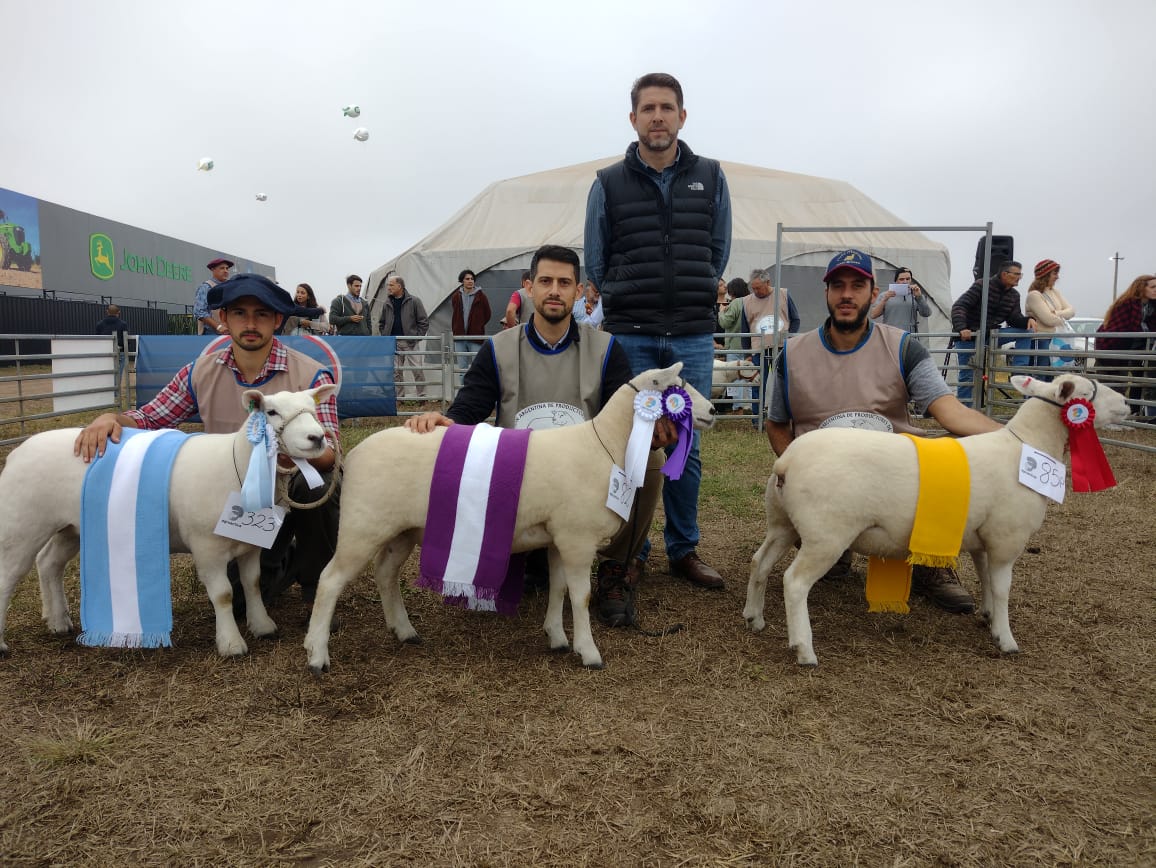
[82,71,1152,638]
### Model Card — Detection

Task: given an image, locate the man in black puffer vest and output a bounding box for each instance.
[584,72,732,591]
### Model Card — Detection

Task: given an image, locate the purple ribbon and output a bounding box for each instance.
[660,385,694,480]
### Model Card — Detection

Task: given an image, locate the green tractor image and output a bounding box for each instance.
[0,214,35,271]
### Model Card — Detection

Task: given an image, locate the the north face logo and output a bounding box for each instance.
[687,181,705,191]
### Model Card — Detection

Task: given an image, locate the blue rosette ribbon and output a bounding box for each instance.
[241,409,278,512]
[660,385,694,480]
[624,389,663,488]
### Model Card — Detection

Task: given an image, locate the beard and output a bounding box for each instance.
[638,130,675,153]
[827,299,871,333]
[534,300,570,324]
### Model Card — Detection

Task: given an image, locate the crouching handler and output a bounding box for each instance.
[407,244,676,628]
[74,274,341,613]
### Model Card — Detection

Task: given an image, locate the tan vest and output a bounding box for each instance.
[492,323,614,429]
[517,289,533,324]
[784,322,921,436]
[190,343,329,434]
[743,290,790,351]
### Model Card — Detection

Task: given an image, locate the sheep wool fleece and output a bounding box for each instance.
[492,324,615,428]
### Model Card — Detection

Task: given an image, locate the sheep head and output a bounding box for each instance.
[1010,374,1129,428]
[241,385,336,458]
[629,362,717,431]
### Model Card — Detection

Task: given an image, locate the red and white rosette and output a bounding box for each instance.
[1061,397,1115,492]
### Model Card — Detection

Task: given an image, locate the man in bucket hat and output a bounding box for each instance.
[765,249,1002,613]
[194,257,236,335]
[75,273,341,615]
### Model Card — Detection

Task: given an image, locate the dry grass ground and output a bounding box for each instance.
[0,419,1153,866]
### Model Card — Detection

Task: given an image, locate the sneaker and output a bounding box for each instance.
[594,561,635,628]
[911,565,975,614]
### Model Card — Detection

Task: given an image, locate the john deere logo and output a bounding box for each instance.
[90,233,115,280]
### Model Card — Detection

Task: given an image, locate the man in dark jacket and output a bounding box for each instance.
[377,274,430,400]
[583,72,731,590]
[950,261,1037,404]
[94,304,130,403]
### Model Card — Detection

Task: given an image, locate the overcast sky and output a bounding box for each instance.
[4,0,1153,317]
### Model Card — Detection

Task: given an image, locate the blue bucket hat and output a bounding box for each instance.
[823,249,875,283]
[207,273,296,315]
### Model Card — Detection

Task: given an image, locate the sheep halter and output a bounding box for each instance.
[1061,398,1115,492]
[625,386,694,487]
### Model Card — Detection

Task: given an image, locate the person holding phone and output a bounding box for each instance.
[869,266,931,333]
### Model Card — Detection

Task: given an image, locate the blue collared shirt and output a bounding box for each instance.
[584,145,732,289]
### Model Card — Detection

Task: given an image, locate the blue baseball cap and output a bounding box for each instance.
[823,249,875,283]
[207,273,296,315]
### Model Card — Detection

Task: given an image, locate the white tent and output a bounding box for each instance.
[365,156,954,336]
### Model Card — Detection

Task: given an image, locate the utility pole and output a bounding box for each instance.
[1111,251,1124,300]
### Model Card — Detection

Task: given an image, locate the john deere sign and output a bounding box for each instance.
[88,231,192,283]
[89,233,115,280]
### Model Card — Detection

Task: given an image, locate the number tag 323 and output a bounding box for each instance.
[214,491,286,548]
[1018,444,1066,503]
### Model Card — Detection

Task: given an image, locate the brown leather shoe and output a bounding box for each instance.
[669,551,724,590]
[911,565,975,614]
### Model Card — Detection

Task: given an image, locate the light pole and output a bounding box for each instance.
[1110,251,1124,300]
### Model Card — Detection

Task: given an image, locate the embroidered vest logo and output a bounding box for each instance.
[687,181,705,191]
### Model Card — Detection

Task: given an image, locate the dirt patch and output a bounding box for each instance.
[0,262,43,290]
[0,421,1153,865]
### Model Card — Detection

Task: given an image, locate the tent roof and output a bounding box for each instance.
[365,156,953,329]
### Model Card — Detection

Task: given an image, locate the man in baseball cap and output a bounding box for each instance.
[194,257,237,334]
[76,271,342,618]
[764,248,1002,613]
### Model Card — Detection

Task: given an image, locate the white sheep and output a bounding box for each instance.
[0,385,336,657]
[304,363,716,674]
[711,357,760,400]
[743,373,1128,666]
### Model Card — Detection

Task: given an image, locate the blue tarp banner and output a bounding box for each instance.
[136,335,397,418]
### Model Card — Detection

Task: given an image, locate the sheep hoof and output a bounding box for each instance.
[791,646,819,667]
[582,659,605,670]
[548,642,570,654]
[745,615,766,632]
[45,619,74,636]
[308,662,330,676]
[401,634,422,646]
[0,643,9,657]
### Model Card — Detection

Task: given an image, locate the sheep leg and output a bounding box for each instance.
[744,528,796,632]
[542,546,571,653]
[549,545,602,669]
[305,539,379,674]
[191,552,249,657]
[984,558,1019,655]
[373,532,419,644]
[971,550,993,622]
[235,549,277,639]
[0,534,45,654]
[783,543,842,666]
[35,530,79,636]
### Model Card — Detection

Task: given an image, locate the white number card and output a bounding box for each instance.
[1018,444,1066,503]
[606,464,637,521]
[213,491,287,548]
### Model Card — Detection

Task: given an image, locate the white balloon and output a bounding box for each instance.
[255,193,268,202]
[353,127,369,142]
[342,105,361,118]
[197,157,214,171]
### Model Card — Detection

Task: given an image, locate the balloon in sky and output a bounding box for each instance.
[342,105,361,118]
[197,157,214,171]
[353,127,369,142]
[255,193,268,202]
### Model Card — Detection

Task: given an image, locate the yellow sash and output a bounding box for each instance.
[866,434,970,613]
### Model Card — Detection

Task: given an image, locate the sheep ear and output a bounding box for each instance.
[241,388,265,413]
[1010,375,1042,397]
[311,383,338,404]
[1057,378,1076,402]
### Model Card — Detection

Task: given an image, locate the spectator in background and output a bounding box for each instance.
[282,283,331,336]
[1097,274,1156,414]
[94,303,130,404]
[741,268,800,428]
[194,257,233,335]
[450,268,492,383]
[869,266,932,333]
[329,274,372,335]
[714,277,730,346]
[950,261,1037,404]
[377,275,430,401]
[503,271,534,328]
[585,282,604,329]
[717,277,754,414]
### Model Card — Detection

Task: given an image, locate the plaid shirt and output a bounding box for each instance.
[125,340,340,445]
[1097,298,1155,351]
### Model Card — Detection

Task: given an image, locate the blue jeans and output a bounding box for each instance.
[614,332,714,562]
[955,329,1044,404]
[453,339,483,387]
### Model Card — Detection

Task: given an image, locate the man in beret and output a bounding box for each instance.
[75,273,341,614]
[194,257,235,335]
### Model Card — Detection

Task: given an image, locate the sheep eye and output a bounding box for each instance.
[266,410,279,418]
